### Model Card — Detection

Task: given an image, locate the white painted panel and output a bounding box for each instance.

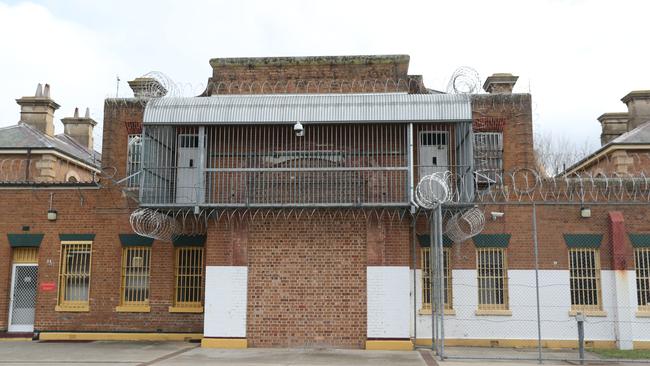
[204,266,248,337]
[367,266,410,338]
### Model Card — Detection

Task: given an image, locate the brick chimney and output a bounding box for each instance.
[598,112,629,145]
[16,83,60,136]
[128,77,167,98]
[483,73,519,94]
[621,90,650,131]
[61,107,97,150]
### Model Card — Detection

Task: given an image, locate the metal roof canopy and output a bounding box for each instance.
[143,93,472,125]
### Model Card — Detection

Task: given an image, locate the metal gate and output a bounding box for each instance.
[8,264,38,333]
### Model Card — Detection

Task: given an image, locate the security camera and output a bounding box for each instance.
[294,121,304,137]
[490,211,505,220]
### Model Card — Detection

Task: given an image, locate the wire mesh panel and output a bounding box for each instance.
[476,247,509,311]
[174,247,204,308]
[57,242,92,309]
[473,132,503,185]
[635,247,650,313]
[568,248,602,312]
[120,247,151,307]
[9,265,38,330]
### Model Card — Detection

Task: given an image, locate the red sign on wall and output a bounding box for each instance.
[40,282,56,292]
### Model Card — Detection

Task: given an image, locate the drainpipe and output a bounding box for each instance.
[25,148,32,181]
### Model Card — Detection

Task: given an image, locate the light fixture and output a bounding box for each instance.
[580,206,591,218]
[47,192,57,221]
[490,211,505,220]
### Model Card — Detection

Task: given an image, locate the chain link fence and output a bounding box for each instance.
[420,202,650,364]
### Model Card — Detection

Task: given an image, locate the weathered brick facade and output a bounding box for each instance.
[2,54,646,350]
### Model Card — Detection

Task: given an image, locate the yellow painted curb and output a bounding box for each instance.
[39,332,202,342]
[0,338,31,342]
[365,340,413,351]
[201,338,248,349]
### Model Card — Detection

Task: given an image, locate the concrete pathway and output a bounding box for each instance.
[0,342,645,365]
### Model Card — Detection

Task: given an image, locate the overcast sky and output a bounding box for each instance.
[1,0,649,152]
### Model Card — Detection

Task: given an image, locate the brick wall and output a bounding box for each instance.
[203,55,426,95]
[245,217,367,348]
[0,188,203,333]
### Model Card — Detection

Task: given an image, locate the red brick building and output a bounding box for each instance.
[0,55,649,351]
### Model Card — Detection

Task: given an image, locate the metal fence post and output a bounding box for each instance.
[532,203,542,364]
[576,312,585,365]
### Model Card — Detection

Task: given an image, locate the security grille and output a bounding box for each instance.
[10,265,38,328]
[58,242,92,309]
[473,132,503,185]
[422,247,452,311]
[477,247,508,310]
[120,246,151,306]
[174,247,204,308]
[12,247,38,264]
[568,248,602,311]
[126,134,142,188]
[635,247,650,312]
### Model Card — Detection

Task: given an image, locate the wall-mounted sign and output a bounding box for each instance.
[40,282,56,291]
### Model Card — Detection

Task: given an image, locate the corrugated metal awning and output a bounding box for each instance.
[143,93,471,125]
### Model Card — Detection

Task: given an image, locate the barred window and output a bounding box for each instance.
[474,132,503,185]
[120,247,151,308]
[126,134,142,188]
[173,247,204,309]
[421,247,452,311]
[477,247,508,310]
[635,247,650,312]
[569,248,602,311]
[57,241,92,310]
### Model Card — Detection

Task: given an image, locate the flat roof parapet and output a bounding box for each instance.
[208,54,410,68]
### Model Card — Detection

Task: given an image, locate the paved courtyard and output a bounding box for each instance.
[0,341,643,366]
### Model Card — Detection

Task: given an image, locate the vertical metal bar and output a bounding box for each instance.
[408,123,414,208]
[436,205,445,359]
[532,203,543,364]
[429,213,436,352]
[412,217,418,343]
[577,313,585,365]
[197,126,205,210]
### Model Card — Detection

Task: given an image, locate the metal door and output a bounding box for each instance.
[176,134,199,204]
[8,264,38,333]
[418,131,449,177]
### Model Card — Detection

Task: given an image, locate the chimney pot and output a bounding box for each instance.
[621,90,650,131]
[61,107,97,151]
[16,83,59,136]
[483,73,519,94]
[128,77,167,98]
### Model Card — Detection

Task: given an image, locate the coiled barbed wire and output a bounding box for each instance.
[415,172,451,208]
[446,67,482,94]
[444,207,486,243]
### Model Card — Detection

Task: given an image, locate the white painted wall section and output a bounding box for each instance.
[412,269,650,344]
[204,266,248,337]
[367,266,410,338]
